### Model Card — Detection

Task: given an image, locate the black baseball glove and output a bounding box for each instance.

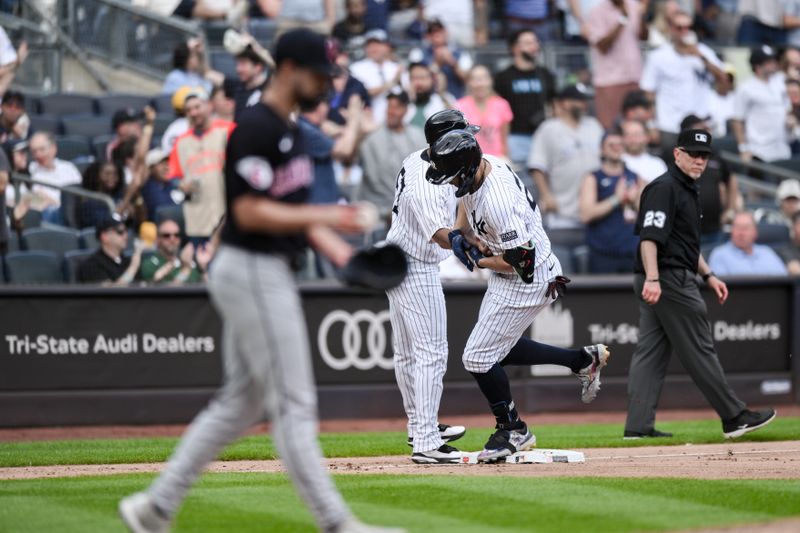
[341,243,408,290]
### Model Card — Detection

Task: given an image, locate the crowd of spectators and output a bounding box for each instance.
[2,0,800,284]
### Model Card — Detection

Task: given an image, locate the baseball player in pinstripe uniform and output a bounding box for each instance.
[385,110,475,464]
[425,130,611,462]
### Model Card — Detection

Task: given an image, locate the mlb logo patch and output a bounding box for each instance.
[695,133,708,143]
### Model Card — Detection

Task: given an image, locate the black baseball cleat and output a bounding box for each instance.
[722,408,776,439]
[411,444,462,464]
[477,423,536,463]
[623,429,673,440]
[407,424,466,446]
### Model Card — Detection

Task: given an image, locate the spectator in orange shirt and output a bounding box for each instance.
[169,89,235,245]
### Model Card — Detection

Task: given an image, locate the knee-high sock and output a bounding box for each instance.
[501,337,590,373]
[469,363,520,429]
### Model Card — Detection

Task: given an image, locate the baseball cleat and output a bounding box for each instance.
[333,516,407,533]
[119,492,170,533]
[407,423,467,446]
[477,423,536,463]
[722,408,776,439]
[411,444,463,464]
[575,344,611,404]
[623,428,673,440]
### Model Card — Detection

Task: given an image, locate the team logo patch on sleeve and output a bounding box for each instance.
[236,156,274,191]
[501,230,519,242]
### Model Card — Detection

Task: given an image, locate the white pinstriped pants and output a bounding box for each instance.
[148,246,349,531]
[463,256,563,374]
[386,260,448,454]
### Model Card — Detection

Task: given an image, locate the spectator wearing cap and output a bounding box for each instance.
[140,218,212,284]
[333,0,368,45]
[26,132,82,225]
[405,62,452,129]
[77,215,143,285]
[579,130,640,273]
[584,0,646,130]
[620,89,660,149]
[0,91,30,144]
[777,211,800,275]
[162,40,216,96]
[169,90,234,245]
[221,34,269,119]
[456,65,513,160]
[327,48,372,126]
[410,19,473,100]
[359,90,425,220]
[0,26,26,96]
[621,118,667,184]
[774,179,800,226]
[640,10,726,148]
[709,211,788,276]
[106,108,143,162]
[493,29,555,176]
[350,29,402,126]
[140,148,183,221]
[732,45,791,164]
[528,84,603,229]
[298,93,365,204]
[161,85,199,154]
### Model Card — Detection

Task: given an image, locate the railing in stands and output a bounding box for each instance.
[8,172,117,222]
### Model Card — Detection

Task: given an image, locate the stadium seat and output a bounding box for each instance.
[713,135,738,156]
[92,134,115,162]
[63,249,94,282]
[17,209,42,230]
[25,95,40,115]
[4,231,20,253]
[55,135,94,162]
[203,21,230,46]
[79,227,99,250]
[96,94,152,115]
[756,223,790,246]
[154,114,173,137]
[61,113,113,139]
[151,94,175,114]
[572,245,590,274]
[21,226,82,256]
[28,114,62,135]
[247,18,278,45]
[548,228,585,247]
[38,93,96,116]
[3,251,64,284]
[209,49,237,78]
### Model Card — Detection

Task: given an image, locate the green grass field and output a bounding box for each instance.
[1,418,798,532]
[1,417,798,468]
[0,474,799,532]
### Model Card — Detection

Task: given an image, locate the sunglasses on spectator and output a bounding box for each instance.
[678,148,710,160]
[159,232,181,238]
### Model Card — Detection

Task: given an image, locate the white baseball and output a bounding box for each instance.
[354,202,379,231]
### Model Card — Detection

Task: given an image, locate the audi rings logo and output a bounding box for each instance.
[317,310,394,371]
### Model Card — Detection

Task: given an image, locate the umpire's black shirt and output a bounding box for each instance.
[634,163,702,274]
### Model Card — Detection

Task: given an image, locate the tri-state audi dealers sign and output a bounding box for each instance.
[0,278,794,392]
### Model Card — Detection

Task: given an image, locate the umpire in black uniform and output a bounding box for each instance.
[624,128,776,440]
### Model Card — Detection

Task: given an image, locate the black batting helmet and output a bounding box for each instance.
[424,130,483,198]
[424,109,480,145]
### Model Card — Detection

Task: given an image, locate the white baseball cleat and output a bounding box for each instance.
[334,516,407,533]
[407,423,467,447]
[411,444,463,464]
[477,423,536,463]
[119,492,170,533]
[575,344,611,404]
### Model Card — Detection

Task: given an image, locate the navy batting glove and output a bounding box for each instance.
[448,229,474,271]
[466,245,485,268]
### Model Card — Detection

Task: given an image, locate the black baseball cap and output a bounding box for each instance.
[275,28,338,76]
[556,84,592,101]
[677,128,713,153]
[95,213,127,239]
[112,108,141,130]
[750,45,777,69]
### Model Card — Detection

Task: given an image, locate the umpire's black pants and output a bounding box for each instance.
[625,269,745,433]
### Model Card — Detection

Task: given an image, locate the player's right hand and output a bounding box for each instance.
[448,229,474,271]
[641,280,661,305]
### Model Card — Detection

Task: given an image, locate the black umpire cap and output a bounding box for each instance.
[274,28,338,76]
[677,128,713,154]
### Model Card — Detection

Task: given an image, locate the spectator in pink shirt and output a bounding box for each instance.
[585,0,647,129]
[455,65,513,159]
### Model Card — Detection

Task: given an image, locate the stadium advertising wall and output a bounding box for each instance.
[0,277,796,424]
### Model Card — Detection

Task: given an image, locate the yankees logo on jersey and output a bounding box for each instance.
[460,155,552,265]
[386,149,457,264]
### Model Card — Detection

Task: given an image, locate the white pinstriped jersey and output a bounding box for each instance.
[460,155,552,267]
[386,149,457,264]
